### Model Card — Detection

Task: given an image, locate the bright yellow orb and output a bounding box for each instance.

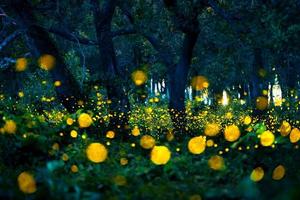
[150,146,171,165]
[106,130,115,139]
[188,136,206,154]
[54,80,61,87]
[140,135,156,149]
[290,128,300,143]
[260,130,275,146]
[78,113,93,128]
[204,123,220,137]
[250,167,264,182]
[17,172,37,194]
[206,139,214,147]
[38,54,56,70]
[224,125,240,142]
[243,116,252,125]
[70,130,78,138]
[86,143,108,163]
[131,126,140,136]
[66,118,74,125]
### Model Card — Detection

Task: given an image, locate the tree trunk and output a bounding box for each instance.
[91,0,130,131]
[10,0,84,113]
[168,32,199,133]
[250,48,263,102]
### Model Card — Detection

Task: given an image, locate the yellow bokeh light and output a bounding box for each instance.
[272,165,285,180]
[18,91,24,98]
[66,118,74,126]
[258,68,267,77]
[150,146,171,165]
[15,58,28,72]
[140,135,156,149]
[71,165,79,173]
[224,125,240,142]
[243,116,252,126]
[191,76,209,91]
[120,158,128,165]
[113,175,127,186]
[38,54,56,70]
[290,128,300,143]
[208,155,225,170]
[54,80,61,87]
[250,167,264,182]
[260,130,275,146]
[106,130,115,139]
[188,136,206,154]
[3,120,17,134]
[204,123,220,137]
[86,143,108,163]
[256,96,268,110]
[70,130,78,138]
[131,126,140,136]
[131,70,147,86]
[17,172,37,194]
[78,113,93,128]
[280,120,291,136]
[189,194,202,200]
[166,130,174,141]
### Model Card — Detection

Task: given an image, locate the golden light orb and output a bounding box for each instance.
[188,136,206,154]
[150,145,171,165]
[224,125,240,142]
[38,54,56,70]
[140,135,156,149]
[260,130,275,146]
[78,113,93,128]
[86,143,108,163]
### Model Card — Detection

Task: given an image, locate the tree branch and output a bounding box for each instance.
[0,30,22,51]
[111,27,137,37]
[47,26,98,45]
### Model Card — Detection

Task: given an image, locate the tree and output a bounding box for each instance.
[90,0,131,131]
[7,0,85,112]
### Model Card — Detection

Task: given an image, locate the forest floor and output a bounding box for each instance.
[1,100,300,200]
